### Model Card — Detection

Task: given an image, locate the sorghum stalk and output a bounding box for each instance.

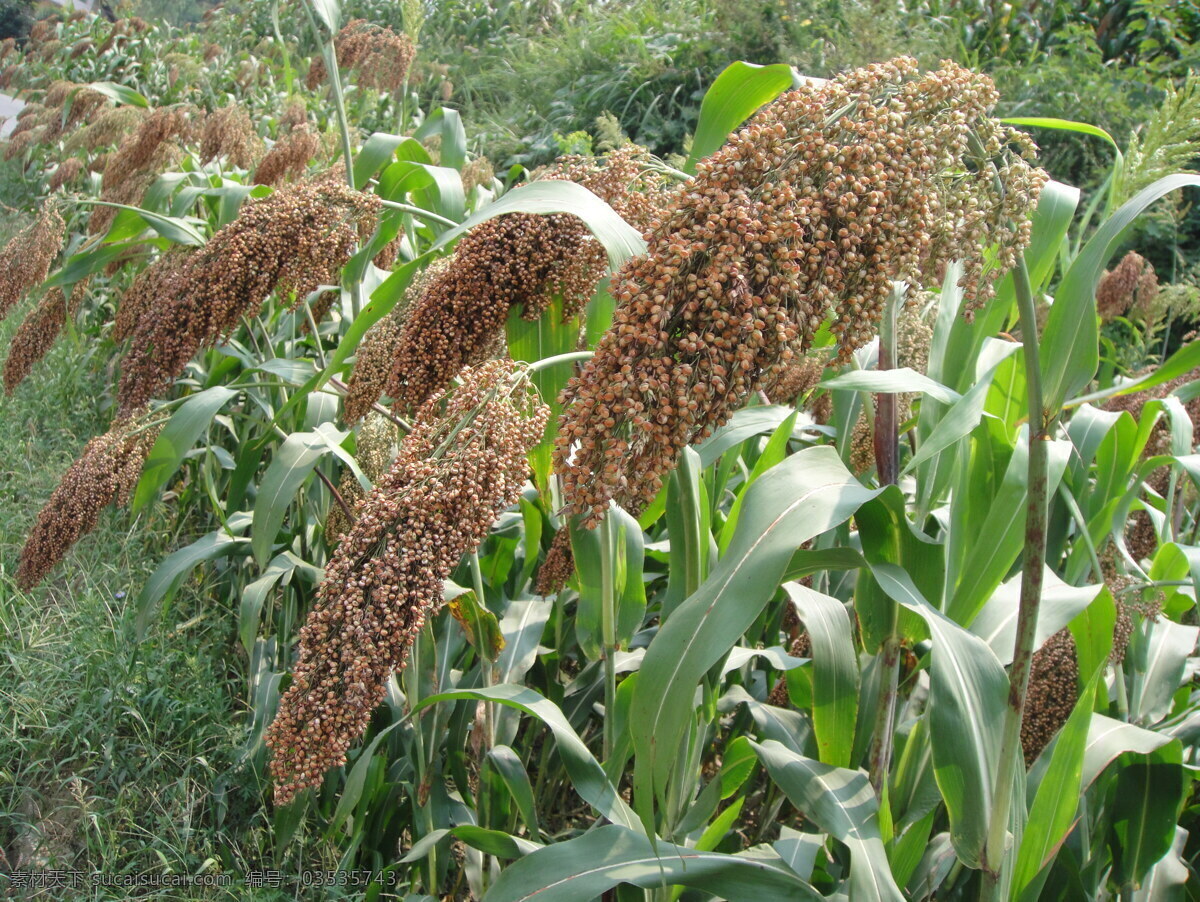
[981,256,1048,896]
[600,512,618,760]
[299,0,363,317]
[868,284,902,795]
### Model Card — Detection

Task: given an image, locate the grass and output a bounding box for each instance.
[0,312,312,899]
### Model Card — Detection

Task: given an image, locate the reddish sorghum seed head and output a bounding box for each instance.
[64,105,146,154]
[306,20,415,94]
[16,410,161,589]
[117,177,380,416]
[535,528,575,596]
[343,258,450,423]
[383,148,670,411]
[325,412,399,544]
[48,156,84,191]
[0,205,66,320]
[199,104,262,170]
[111,247,192,343]
[1097,251,1156,321]
[1021,629,1078,765]
[252,125,322,186]
[89,106,198,235]
[3,281,85,392]
[553,58,1046,525]
[266,360,548,804]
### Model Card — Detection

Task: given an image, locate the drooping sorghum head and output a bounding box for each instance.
[4,281,86,393]
[554,58,1046,525]
[117,177,380,415]
[48,157,85,192]
[1021,629,1078,765]
[252,126,322,186]
[325,412,400,544]
[16,410,161,588]
[534,527,575,597]
[342,258,449,423]
[0,205,66,320]
[199,103,262,170]
[382,148,671,411]
[306,20,415,94]
[1097,251,1157,321]
[266,360,548,804]
[90,106,198,235]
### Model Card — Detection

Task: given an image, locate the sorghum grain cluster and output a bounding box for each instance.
[1021,629,1078,765]
[381,148,669,411]
[555,58,1045,524]
[117,177,379,415]
[0,205,66,320]
[16,411,160,588]
[253,126,322,186]
[1097,251,1158,321]
[266,360,547,804]
[3,281,86,392]
[306,20,415,94]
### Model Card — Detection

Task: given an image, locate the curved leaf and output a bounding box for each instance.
[751,740,905,901]
[413,684,640,831]
[132,386,239,514]
[432,181,645,269]
[631,446,877,813]
[483,824,821,902]
[686,61,797,171]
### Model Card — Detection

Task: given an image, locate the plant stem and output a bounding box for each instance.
[599,511,618,761]
[868,283,902,796]
[981,256,1049,897]
[298,0,364,319]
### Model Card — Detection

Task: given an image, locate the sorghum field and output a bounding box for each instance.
[3,1,1200,899]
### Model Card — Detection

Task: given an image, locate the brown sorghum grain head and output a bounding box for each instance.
[279,97,309,133]
[16,410,160,589]
[48,156,84,191]
[117,177,379,415]
[1097,251,1155,321]
[90,106,196,235]
[3,126,43,160]
[301,288,340,335]
[0,205,66,321]
[200,104,262,170]
[384,149,671,410]
[553,58,1046,525]
[343,259,448,422]
[1021,628,1078,765]
[203,42,222,62]
[50,87,109,140]
[3,281,85,393]
[64,105,146,154]
[112,247,191,342]
[762,352,828,407]
[849,406,876,476]
[266,360,548,804]
[306,20,415,94]
[252,126,321,186]
[461,155,495,193]
[535,528,575,596]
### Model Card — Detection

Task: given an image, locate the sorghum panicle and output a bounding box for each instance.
[117,177,380,415]
[0,205,66,320]
[342,258,449,423]
[1021,629,1078,765]
[554,58,1045,524]
[16,411,160,589]
[1097,251,1157,321]
[534,528,575,596]
[252,126,322,186]
[199,104,262,170]
[306,20,415,94]
[4,281,86,392]
[382,148,670,411]
[267,360,548,805]
[90,106,197,235]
